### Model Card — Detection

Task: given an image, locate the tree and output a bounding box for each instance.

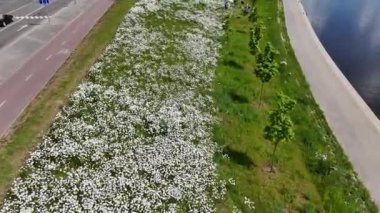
[223,15,230,41]
[254,42,279,107]
[249,24,262,55]
[248,9,257,22]
[275,92,296,113]
[264,93,296,172]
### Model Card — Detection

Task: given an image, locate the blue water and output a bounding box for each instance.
[302,0,380,118]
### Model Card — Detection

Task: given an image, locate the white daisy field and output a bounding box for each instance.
[1,0,231,212]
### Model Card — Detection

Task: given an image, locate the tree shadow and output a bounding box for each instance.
[236,29,247,34]
[223,59,244,70]
[223,146,255,168]
[229,90,249,103]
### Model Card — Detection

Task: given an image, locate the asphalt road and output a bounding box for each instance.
[0,0,113,137]
[0,0,33,14]
[0,0,75,47]
[283,0,380,205]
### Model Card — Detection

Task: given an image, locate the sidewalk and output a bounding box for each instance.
[282,0,380,205]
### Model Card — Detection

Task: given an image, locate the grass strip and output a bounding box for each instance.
[214,0,378,212]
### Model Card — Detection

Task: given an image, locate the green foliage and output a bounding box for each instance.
[264,110,294,144]
[264,94,296,170]
[254,42,279,83]
[248,10,258,22]
[223,15,230,31]
[264,94,295,144]
[214,0,378,211]
[276,92,296,113]
[248,24,262,55]
[254,42,280,106]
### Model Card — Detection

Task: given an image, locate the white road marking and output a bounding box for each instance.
[0,100,7,109]
[0,5,44,34]
[5,2,34,14]
[45,55,52,61]
[16,24,28,32]
[57,48,70,55]
[25,74,33,81]
[61,40,67,45]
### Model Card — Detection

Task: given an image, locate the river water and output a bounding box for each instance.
[302,0,380,118]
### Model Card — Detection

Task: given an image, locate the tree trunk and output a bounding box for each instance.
[259,82,264,108]
[270,142,279,172]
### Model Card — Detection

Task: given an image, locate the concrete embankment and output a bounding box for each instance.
[282,0,380,205]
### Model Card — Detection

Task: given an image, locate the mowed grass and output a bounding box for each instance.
[0,0,135,202]
[214,0,378,212]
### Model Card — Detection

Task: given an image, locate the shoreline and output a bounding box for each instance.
[283,0,380,205]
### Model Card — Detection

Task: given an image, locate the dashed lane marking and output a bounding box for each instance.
[45,55,52,61]
[0,6,43,34]
[0,100,7,109]
[25,74,33,81]
[57,48,70,55]
[14,16,50,20]
[16,25,28,32]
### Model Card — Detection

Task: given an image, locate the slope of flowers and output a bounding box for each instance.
[1,0,226,212]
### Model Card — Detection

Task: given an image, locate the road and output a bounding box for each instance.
[0,0,77,48]
[283,0,380,205]
[0,0,113,137]
[0,0,33,14]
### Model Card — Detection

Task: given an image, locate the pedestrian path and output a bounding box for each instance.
[282,0,380,205]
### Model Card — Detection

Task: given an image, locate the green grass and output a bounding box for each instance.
[0,0,135,202]
[214,0,378,212]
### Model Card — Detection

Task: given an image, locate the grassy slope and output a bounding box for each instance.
[214,0,378,212]
[0,0,135,201]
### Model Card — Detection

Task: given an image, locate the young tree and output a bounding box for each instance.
[248,9,257,22]
[223,15,230,40]
[254,42,279,106]
[276,92,296,113]
[264,94,296,172]
[249,24,262,55]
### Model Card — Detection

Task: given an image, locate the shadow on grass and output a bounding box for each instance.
[228,90,249,103]
[223,59,244,70]
[223,146,255,168]
[236,29,247,34]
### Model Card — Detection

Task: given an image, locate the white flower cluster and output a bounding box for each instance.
[244,197,255,210]
[232,205,242,213]
[1,0,226,212]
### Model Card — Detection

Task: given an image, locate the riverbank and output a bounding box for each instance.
[283,0,380,205]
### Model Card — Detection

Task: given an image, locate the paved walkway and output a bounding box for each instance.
[0,0,113,137]
[283,0,380,205]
